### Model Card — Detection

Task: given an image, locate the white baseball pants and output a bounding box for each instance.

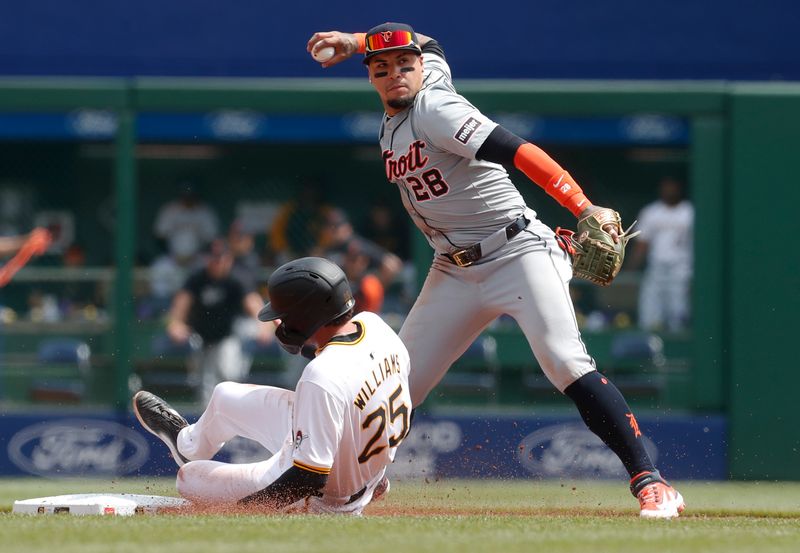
[176,381,294,503]
[173,381,382,515]
[401,218,596,405]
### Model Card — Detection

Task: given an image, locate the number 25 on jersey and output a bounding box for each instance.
[358,384,410,463]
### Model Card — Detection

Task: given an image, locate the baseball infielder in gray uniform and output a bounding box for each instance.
[307,22,685,518]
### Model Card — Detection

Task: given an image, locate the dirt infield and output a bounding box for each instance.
[366,504,631,518]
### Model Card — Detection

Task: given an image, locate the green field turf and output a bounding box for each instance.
[1,478,799,553]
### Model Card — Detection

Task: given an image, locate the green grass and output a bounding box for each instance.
[2,478,800,553]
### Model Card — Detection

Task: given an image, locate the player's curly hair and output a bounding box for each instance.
[325,307,355,327]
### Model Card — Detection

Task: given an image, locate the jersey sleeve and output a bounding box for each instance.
[421,49,451,82]
[416,88,498,160]
[180,270,202,294]
[291,379,345,475]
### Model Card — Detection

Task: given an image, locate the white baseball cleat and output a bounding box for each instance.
[637,481,686,519]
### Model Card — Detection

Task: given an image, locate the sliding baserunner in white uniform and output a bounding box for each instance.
[134,257,410,514]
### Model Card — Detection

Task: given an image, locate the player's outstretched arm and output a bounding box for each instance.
[166,290,194,343]
[416,33,434,47]
[476,126,620,239]
[477,126,590,216]
[307,31,434,69]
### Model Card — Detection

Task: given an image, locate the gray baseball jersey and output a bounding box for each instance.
[381,48,596,405]
[379,51,529,253]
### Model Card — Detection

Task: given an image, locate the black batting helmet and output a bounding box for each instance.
[258,257,355,343]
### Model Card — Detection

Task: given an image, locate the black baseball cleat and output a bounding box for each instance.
[132,391,190,467]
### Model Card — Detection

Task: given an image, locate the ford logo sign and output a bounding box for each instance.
[621,114,685,143]
[7,419,150,477]
[207,110,263,140]
[517,423,658,479]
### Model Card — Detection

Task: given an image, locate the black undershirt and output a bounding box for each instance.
[476,125,526,167]
[238,465,327,510]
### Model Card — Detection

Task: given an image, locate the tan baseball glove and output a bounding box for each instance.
[555,208,639,287]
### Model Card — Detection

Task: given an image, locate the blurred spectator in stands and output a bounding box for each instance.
[227,220,265,370]
[166,238,273,404]
[628,176,694,332]
[0,186,35,238]
[146,250,203,319]
[342,243,385,314]
[147,180,219,317]
[569,283,601,329]
[1,228,52,318]
[26,290,60,323]
[360,201,411,260]
[310,207,404,315]
[314,207,403,289]
[360,202,418,314]
[59,243,105,321]
[154,179,220,261]
[228,220,261,291]
[0,228,48,325]
[268,177,329,263]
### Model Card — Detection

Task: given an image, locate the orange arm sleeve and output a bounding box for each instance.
[354,33,366,54]
[513,143,592,217]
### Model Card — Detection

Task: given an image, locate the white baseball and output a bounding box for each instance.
[312,46,335,63]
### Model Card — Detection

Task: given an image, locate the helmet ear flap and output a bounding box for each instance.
[275,323,307,355]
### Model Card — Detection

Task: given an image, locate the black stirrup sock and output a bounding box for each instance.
[564,371,656,478]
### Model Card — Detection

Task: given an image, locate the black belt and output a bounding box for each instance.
[445,215,530,267]
[345,485,367,505]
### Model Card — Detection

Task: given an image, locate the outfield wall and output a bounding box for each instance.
[0,412,727,480]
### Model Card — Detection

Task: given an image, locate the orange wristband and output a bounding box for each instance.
[354,33,366,54]
[513,143,592,217]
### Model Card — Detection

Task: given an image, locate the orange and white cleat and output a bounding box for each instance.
[631,471,686,519]
[372,476,391,502]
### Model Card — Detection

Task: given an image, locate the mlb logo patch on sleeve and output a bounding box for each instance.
[454,117,482,144]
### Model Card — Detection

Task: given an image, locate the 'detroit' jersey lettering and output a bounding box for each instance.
[379,50,527,253]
